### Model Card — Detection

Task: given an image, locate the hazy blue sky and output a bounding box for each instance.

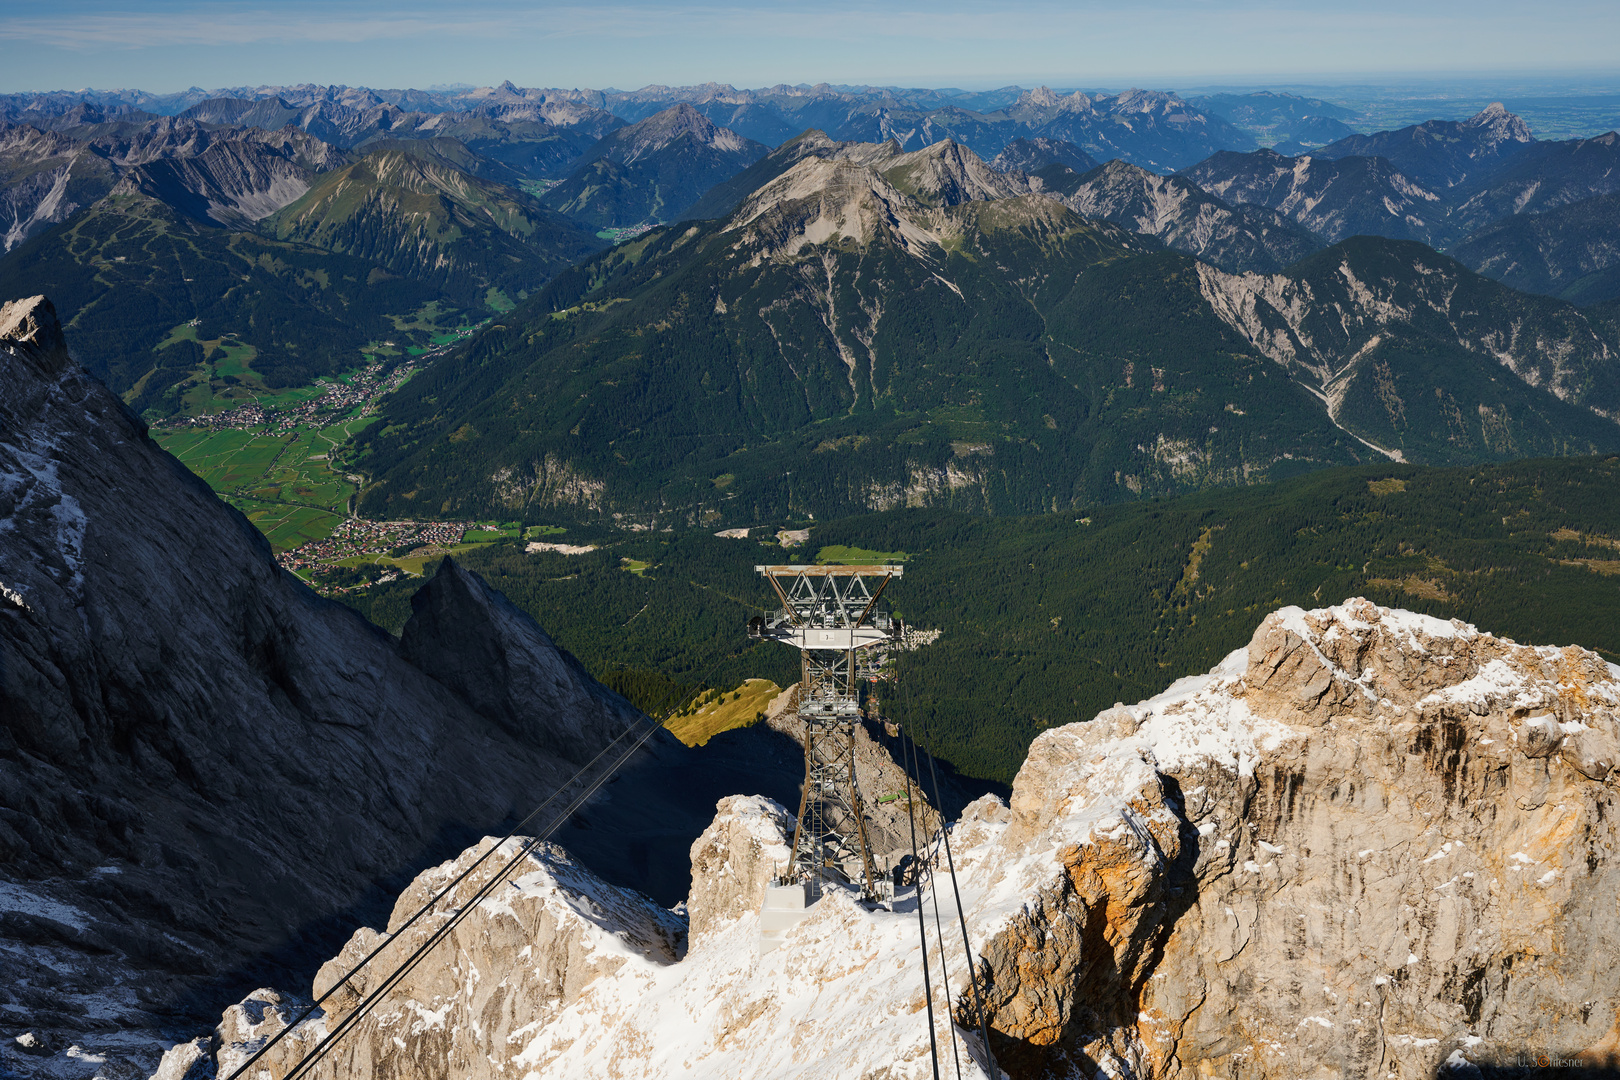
[3,0,1615,94]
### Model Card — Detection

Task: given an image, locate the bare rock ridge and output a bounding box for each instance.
[1050,158,1323,273]
[398,558,640,763]
[0,118,345,250]
[115,139,321,229]
[176,599,1620,1078]
[0,295,794,1079]
[0,291,581,1076]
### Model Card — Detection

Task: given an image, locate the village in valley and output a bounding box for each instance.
[149,326,517,590]
[158,356,421,436]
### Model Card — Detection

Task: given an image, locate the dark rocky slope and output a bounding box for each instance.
[0,295,796,1078]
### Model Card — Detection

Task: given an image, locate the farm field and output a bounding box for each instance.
[814,545,908,565]
[154,413,379,551]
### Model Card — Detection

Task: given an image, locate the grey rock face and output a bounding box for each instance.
[1182,148,1446,245]
[114,139,320,228]
[1053,159,1323,274]
[399,557,640,763]
[0,296,645,1078]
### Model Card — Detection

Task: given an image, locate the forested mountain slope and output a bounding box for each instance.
[268,145,602,304]
[0,189,445,400]
[1195,236,1620,463]
[1451,191,1620,304]
[342,455,1620,785]
[346,138,1620,526]
[1312,102,1535,189]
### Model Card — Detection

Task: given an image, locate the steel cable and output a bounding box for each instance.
[223,663,712,1080]
[899,713,944,1080]
[900,667,1000,1080]
[280,706,672,1080]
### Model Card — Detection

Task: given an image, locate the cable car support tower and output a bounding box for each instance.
[749,563,902,901]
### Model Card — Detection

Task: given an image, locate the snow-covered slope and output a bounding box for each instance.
[169,598,1620,1079]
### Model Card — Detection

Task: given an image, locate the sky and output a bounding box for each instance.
[2,0,1616,95]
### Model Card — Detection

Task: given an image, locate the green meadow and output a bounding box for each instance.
[155,415,381,551]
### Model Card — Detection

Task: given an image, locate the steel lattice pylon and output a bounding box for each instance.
[749,564,901,900]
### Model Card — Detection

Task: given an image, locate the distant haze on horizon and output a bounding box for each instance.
[3,0,1617,96]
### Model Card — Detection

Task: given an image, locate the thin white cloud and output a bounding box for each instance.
[1,0,1615,85]
[0,1,1516,51]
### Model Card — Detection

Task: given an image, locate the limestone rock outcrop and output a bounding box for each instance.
[685,794,794,945]
[156,599,1620,1079]
[962,598,1620,1077]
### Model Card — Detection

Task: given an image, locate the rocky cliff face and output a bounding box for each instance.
[0,296,715,1080]
[114,138,323,228]
[1180,149,1445,245]
[1193,236,1620,462]
[1052,159,1322,274]
[966,599,1620,1077]
[165,597,1620,1078]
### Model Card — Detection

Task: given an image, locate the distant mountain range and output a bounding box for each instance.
[1181,107,1620,300]
[539,104,768,228]
[345,135,1620,526]
[0,81,1283,171]
[1188,90,1359,154]
[3,81,1620,448]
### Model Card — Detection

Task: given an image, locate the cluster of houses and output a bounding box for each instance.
[159,358,419,434]
[273,518,469,581]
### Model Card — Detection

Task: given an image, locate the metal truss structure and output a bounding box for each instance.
[749,564,902,901]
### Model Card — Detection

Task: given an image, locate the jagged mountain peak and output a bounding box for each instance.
[726,154,932,257]
[879,137,1029,206]
[1463,100,1534,144]
[1011,84,1094,116]
[606,101,754,161]
[398,557,643,764]
[989,135,1099,175]
[722,137,1036,257]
